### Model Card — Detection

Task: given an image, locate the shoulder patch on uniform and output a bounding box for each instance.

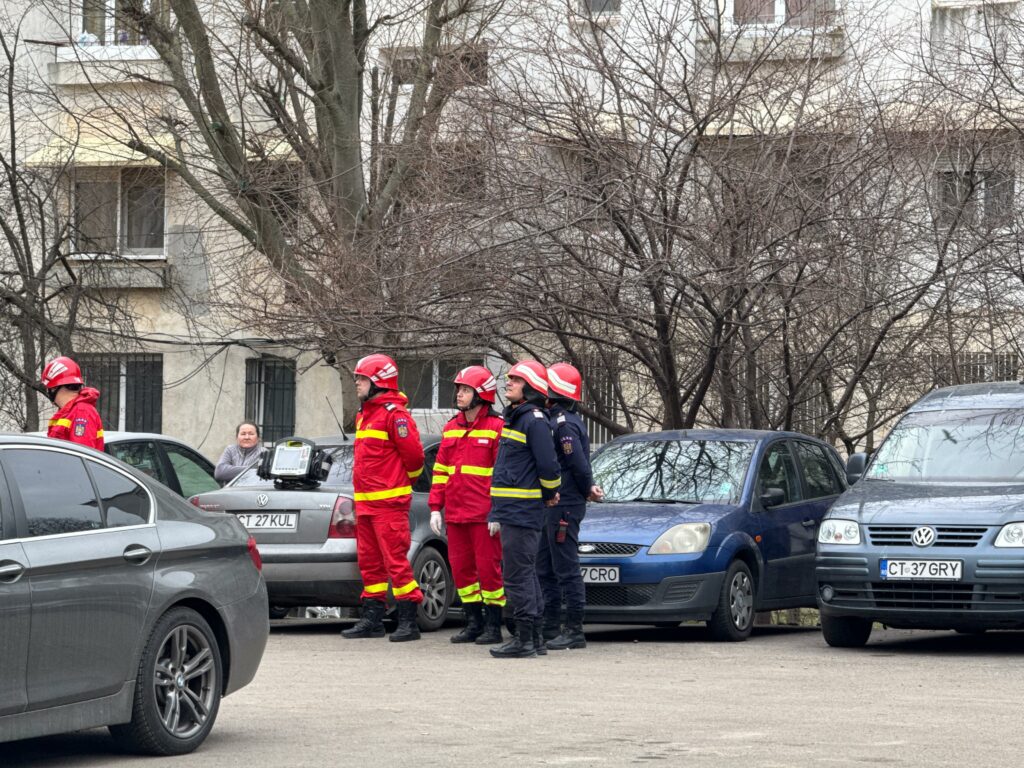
[556,414,566,424]
[384,402,397,411]
[395,417,409,438]
[561,435,574,455]
[73,417,88,437]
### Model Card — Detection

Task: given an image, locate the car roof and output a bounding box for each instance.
[910,382,1024,413]
[610,428,817,444]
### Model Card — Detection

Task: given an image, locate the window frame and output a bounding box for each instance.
[72,167,167,260]
[725,0,837,29]
[0,445,156,541]
[793,440,844,499]
[756,440,805,507]
[159,440,218,498]
[245,356,297,444]
[935,167,1016,231]
[77,353,163,433]
[76,0,169,48]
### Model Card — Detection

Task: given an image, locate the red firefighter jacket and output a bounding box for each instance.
[353,391,424,516]
[428,408,504,523]
[47,387,105,450]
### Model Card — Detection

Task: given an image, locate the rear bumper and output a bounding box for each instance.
[220,579,269,696]
[258,539,362,606]
[583,572,725,624]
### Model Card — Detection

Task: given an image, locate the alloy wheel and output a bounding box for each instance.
[153,624,217,739]
[418,558,448,621]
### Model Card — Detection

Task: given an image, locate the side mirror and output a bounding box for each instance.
[846,453,867,485]
[760,487,786,508]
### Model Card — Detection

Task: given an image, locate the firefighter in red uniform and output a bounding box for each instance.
[41,356,105,450]
[342,354,426,643]
[428,366,507,645]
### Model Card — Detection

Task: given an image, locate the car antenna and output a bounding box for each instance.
[325,396,348,441]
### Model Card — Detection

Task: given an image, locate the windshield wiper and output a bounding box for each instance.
[623,497,700,504]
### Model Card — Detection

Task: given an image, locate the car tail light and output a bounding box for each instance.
[328,495,356,539]
[247,536,263,571]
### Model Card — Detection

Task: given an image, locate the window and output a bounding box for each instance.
[88,461,151,527]
[757,443,803,504]
[6,449,102,537]
[79,0,169,46]
[435,45,490,88]
[733,0,834,26]
[397,358,476,410]
[78,354,163,432]
[107,440,167,483]
[74,169,165,257]
[384,47,420,85]
[245,356,296,443]
[794,442,843,498]
[580,0,621,14]
[936,169,1014,229]
[928,351,1019,386]
[931,4,1012,61]
[163,442,219,497]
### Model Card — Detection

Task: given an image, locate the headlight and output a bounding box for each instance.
[649,523,711,555]
[995,523,1024,547]
[818,518,861,545]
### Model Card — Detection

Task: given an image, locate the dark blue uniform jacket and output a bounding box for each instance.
[550,403,593,507]
[488,401,561,529]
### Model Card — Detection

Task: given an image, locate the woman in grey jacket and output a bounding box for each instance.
[215,422,265,484]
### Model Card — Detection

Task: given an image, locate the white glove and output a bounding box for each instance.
[430,511,443,536]
[488,522,501,537]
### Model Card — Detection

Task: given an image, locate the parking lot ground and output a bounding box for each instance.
[6,619,1024,767]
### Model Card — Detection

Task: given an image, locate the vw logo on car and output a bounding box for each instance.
[256,493,270,508]
[911,526,936,548]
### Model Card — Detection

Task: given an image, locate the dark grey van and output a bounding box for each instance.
[816,382,1024,646]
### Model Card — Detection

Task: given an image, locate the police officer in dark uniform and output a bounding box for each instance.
[488,360,561,659]
[539,363,604,651]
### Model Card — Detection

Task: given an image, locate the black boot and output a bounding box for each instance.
[474,605,504,645]
[451,603,485,644]
[534,621,548,656]
[489,619,537,658]
[542,604,562,641]
[546,609,586,650]
[389,600,422,642]
[341,598,386,639]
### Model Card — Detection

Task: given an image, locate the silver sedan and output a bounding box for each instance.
[0,435,268,755]
[191,435,454,630]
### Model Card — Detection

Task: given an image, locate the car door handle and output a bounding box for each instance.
[801,518,817,528]
[123,545,153,565]
[0,560,26,582]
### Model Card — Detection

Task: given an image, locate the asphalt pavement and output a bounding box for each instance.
[6,619,1024,767]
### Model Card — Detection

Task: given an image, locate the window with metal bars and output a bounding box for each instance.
[245,356,296,443]
[77,353,163,432]
[928,351,1020,386]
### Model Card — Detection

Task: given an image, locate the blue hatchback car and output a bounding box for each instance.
[817,383,1024,647]
[578,429,847,640]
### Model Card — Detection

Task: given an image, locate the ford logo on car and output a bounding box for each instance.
[256,493,270,508]
[578,543,596,554]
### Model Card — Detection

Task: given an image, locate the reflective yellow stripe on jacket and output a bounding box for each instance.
[356,429,389,441]
[49,418,72,428]
[353,485,412,501]
[490,487,542,499]
[501,428,526,444]
[460,465,493,477]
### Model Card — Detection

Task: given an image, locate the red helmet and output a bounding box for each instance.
[353,353,399,390]
[547,363,582,401]
[454,365,498,403]
[507,360,549,397]
[41,356,84,389]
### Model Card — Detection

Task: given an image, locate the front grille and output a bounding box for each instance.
[585,584,656,607]
[579,542,641,556]
[870,582,976,610]
[867,526,988,548]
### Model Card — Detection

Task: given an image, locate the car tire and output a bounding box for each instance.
[821,613,873,648]
[413,546,452,632]
[269,605,291,620]
[707,560,755,641]
[110,607,223,756]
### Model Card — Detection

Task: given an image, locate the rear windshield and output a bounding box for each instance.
[867,408,1024,482]
[592,439,753,504]
[231,445,354,487]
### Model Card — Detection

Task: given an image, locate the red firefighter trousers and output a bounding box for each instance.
[357,510,423,603]
[447,521,505,607]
